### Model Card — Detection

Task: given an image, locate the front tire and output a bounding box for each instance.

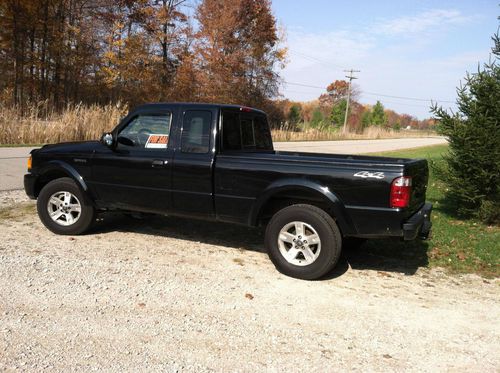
[37,177,95,235]
[265,204,342,280]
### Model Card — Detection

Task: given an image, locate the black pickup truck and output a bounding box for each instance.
[24,103,432,279]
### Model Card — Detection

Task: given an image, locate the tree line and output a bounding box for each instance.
[0,0,285,112]
[276,80,435,132]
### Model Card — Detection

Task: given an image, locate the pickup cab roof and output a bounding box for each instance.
[132,102,266,116]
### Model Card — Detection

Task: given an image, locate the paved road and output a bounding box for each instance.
[273,137,447,153]
[0,147,36,191]
[0,137,446,191]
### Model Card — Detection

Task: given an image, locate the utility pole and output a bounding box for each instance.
[342,69,360,134]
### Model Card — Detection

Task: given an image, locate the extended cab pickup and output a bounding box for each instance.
[24,103,432,279]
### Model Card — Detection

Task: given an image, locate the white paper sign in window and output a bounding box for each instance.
[145,134,169,149]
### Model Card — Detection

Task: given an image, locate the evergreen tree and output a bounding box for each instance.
[371,101,387,126]
[288,104,302,126]
[361,110,372,129]
[431,32,500,223]
[310,107,324,127]
[330,99,347,127]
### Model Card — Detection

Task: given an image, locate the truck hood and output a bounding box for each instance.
[36,140,102,155]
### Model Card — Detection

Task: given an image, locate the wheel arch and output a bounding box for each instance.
[34,161,90,199]
[249,178,356,236]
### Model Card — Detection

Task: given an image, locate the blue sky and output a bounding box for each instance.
[272,0,499,118]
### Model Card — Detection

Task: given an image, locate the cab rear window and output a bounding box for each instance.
[222,110,272,151]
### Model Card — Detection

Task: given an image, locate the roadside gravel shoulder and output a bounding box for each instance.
[0,191,498,372]
[0,189,30,209]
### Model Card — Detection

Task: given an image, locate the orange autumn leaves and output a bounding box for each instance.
[0,0,285,112]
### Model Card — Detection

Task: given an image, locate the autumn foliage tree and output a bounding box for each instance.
[193,0,284,105]
[99,0,192,104]
[0,0,284,111]
[318,80,359,108]
[0,0,107,108]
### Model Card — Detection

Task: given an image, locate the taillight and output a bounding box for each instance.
[27,155,32,171]
[390,176,412,208]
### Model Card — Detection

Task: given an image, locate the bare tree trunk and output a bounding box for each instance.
[11,0,21,105]
[40,0,49,100]
[53,0,66,108]
[29,26,36,101]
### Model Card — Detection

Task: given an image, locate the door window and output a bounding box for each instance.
[118,113,171,150]
[181,110,212,154]
[222,111,241,150]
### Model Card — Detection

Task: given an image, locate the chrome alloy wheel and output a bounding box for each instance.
[46,191,82,226]
[277,221,321,266]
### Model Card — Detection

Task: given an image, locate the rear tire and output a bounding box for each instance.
[37,177,95,235]
[265,204,342,280]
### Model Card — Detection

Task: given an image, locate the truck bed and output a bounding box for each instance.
[214,150,429,237]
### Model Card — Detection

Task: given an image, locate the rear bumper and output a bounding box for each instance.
[24,173,37,199]
[403,202,432,240]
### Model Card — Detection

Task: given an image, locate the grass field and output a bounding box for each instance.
[358,144,499,278]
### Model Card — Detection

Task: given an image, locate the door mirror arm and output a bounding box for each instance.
[117,136,135,147]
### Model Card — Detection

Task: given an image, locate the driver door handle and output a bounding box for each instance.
[152,159,168,168]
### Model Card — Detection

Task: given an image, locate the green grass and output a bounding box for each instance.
[361,144,499,277]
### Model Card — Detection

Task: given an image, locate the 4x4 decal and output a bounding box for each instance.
[353,171,385,179]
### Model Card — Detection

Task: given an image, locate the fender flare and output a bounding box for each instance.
[38,160,89,193]
[248,178,356,235]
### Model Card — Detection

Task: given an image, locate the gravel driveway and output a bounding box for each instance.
[0,191,498,372]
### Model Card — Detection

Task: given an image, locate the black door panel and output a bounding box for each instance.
[171,109,215,218]
[91,148,173,212]
[171,154,213,216]
[91,110,173,213]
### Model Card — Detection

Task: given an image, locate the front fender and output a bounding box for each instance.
[38,160,89,192]
[249,178,356,235]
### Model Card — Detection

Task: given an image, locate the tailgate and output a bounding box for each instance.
[405,159,429,212]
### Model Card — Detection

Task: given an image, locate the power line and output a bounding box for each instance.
[284,89,441,108]
[362,91,455,104]
[288,49,347,71]
[364,99,436,108]
[283,80,455,104]
[284,81,324,89]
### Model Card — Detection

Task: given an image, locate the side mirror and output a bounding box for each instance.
[101,132,114,147]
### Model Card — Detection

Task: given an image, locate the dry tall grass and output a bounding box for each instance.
[0,103,126,145]
[0,103,436,145]
[271,126,437,142]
